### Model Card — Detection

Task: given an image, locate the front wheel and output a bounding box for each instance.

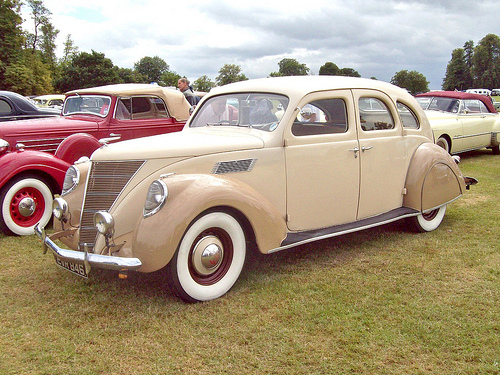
[408,205,447,233]
[0,176,53,236]
[168,212,247,302]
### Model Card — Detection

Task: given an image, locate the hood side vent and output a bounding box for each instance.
[212,158,257,174]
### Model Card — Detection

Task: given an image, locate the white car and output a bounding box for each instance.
[37,77,474,302]
[416,91,500,154]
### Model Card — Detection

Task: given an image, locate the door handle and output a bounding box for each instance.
[362,146,373,152]
[348,147,360,158]
[98,133,122,145]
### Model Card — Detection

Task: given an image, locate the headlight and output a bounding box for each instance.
[94,211,114,236]
[144,180,168,218]
[0,139,9,154]
[52,197,69,220]
[61,166,80,196]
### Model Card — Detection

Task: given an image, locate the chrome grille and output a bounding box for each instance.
[79,160,145,247]
[18,137,66,153]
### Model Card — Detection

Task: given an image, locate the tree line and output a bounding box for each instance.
[1,1,500,96]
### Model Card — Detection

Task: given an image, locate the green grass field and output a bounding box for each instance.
[1,150,498,375]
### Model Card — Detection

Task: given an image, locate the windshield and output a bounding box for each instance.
[416,96,460,113]
[63,95,112,117]
[190,93,289,131]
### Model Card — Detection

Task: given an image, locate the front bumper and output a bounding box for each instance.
[35,224,142,274]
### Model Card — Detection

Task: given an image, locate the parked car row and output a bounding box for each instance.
[34,76,477,302]
[0,84,190,236]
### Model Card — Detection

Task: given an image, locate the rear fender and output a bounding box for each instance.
[55,133,102,164]
[404,143,466,212]
[129,174,287,273]
[0,150,71,192]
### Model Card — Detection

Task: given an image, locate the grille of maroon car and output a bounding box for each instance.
[79,160,145,248]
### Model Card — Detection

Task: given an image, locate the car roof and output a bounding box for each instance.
[208,76,414,102]
[65,83,190,121]
[416,90,497,113]
[0,90,42,111]
[66,83,178,97]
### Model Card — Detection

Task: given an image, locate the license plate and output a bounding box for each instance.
[54,256,89,278]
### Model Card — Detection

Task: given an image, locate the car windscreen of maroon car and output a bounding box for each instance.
[63,95,112,117]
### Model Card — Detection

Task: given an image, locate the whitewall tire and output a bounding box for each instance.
[436,137,450,153]
[0,176,53,236]
[410,205,447,233]
[169,211,247,302]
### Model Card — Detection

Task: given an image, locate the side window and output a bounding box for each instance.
[0,99,12,115]
[462,99,482,114]
[131,97,152,119]
[116,98,131,120]
[358,97,394,131]
[477,100,489,114]
[116,96,169,120]
[397,102,419,129]
[292,98,348,136]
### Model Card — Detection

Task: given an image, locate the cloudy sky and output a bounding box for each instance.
[22,0,500,89]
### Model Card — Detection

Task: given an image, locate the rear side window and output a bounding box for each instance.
[0,99,12,115]
[116,96,169,120]
[292,98,348,136]
[358,97,394,131]
[397,102,419,129]
[462,99,488,114]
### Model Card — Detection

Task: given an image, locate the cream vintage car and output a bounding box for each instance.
[36,76,475,302]
[415,91,500,155]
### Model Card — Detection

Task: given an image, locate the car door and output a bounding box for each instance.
[459,99,495,150]
[353,90,407,220]
[108,96,183,141]
[284,90,360,231]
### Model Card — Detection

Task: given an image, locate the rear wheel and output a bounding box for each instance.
[436,137,450,153]
[0,176,53,236]
[168,212,247,302]
[408,205,447,233]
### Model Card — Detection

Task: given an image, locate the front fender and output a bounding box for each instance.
[404,143,466,212]
[0,150,71,192]
[131,174,287,273]
[55,133,102,164]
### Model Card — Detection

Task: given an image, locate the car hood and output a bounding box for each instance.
[92,127,265,161]
[0,115,97,138]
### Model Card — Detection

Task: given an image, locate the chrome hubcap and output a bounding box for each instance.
[191,235,223,276]
[18,197,36,217]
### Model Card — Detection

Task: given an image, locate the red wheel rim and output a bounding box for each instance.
[422,209,439,221]
[9,186,46,227]
[188,227,234,286]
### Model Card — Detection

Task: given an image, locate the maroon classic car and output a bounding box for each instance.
[0,84,190,236]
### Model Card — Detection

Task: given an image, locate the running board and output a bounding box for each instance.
[269,207,419,254]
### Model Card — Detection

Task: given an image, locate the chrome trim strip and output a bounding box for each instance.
[452,131,493,140]
[35,224,142,271]
[17,136,66,143]
[268,202,467,254]
[269,210,420,254]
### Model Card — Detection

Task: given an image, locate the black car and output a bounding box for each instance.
[0,91,60,121]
